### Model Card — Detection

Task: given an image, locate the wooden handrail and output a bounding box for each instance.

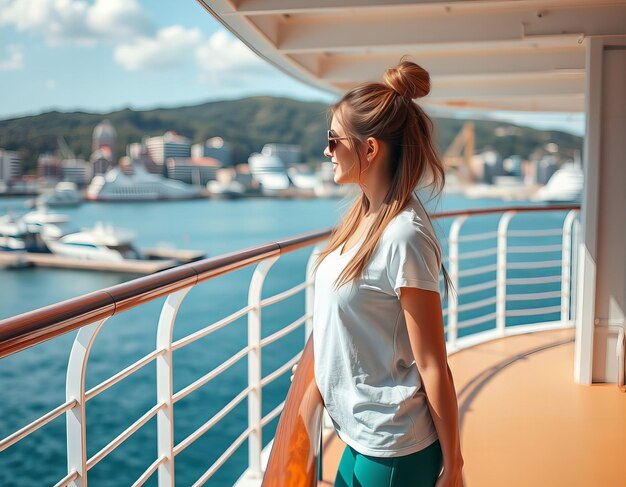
[0,229,333,359]
[262,335,323,487]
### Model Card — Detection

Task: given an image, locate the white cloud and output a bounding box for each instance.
[0,0,153,44]
[0,44,24,71]
[87,0,154,40]
[45,79,57,89]
[195,31,275,84]
[114,26,202,71]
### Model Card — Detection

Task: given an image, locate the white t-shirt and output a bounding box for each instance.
[313,196,442,457]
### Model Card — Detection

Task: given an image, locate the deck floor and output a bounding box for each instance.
[320,328,626,486]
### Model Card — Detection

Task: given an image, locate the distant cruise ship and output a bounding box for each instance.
[86,161,202,201]
[247,152,291,195]
[531,162,584,203]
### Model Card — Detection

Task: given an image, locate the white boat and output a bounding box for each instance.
[0,209,66,252]
[36,182,82,207]
[287,166,321,191]
[44,222,142,262]
[206,179,246,199]
[531,162,584,203]
[86,161,202,201]
[0,214,30,251]
[313,161,351,198]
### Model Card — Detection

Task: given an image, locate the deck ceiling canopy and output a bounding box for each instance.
[198,0,626,112]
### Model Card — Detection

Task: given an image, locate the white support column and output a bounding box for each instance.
[576,35,626,384]
[156,287,192,486]
[66,319,108,487]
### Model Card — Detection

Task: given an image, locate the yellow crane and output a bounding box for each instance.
[442,122,478,184]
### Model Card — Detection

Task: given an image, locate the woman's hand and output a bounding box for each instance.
[435,464,464,487]
[290,362,298,382]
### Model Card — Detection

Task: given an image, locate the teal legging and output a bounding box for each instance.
[334,440,443,487]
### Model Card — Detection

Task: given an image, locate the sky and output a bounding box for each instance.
[0,0,584,136]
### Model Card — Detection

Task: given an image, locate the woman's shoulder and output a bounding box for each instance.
[381,198,441,264]
[384,198,433,242]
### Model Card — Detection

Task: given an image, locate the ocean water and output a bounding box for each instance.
[0,193,574,486]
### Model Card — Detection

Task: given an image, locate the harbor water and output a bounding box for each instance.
[0,193,570,486]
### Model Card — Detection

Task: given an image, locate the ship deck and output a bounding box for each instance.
[319,328,626,487]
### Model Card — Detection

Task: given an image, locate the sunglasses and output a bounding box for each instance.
[327,130,351,153]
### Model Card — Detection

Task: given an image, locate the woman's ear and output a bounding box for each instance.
[366,137,380,161]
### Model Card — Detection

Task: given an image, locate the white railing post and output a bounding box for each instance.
[496,212,515,336]
[156,287,192,487]
[561,210,579,326]
[305,244,324,342]
[247,256,280,479]
[447,217,466,349]
[66,318,108,487]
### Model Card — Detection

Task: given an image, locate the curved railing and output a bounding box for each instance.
[0,204,580,486]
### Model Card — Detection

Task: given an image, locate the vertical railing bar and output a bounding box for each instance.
[447,216,466,349]
[305,243,324,341]
[247,256,280,480]
[156,286,193,487]
[496,212,515,335]
[561,210,578,326]
[66,318,109,487]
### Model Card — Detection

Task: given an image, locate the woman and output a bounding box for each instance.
[312,60,464,487]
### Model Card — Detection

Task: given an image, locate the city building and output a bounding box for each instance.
[502,155,524,178]
[92,120,116,160]
[261,143,302,166]
[90,146,115,175]
[192,137,234,166]
[535,155,560,185]
[61,159,92,186]
[127,142,161,175]
[478,149,504,184]
[145,131,191,167]
[0,149,21,181]
[165,157,221,186]
[37,153,63,182]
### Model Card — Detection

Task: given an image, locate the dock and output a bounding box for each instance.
[0,247,206,274]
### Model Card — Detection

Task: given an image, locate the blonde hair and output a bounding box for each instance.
[314,59,454,301]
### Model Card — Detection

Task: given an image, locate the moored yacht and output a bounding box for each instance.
[0,214,32,251]
[44,222,142,262]
[0,208,67,252]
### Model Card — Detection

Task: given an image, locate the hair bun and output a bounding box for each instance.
[383,60,430,100]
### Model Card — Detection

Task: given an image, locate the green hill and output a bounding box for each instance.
[0,97,582,174]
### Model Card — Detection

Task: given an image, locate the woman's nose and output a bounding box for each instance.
[323,145,332,158]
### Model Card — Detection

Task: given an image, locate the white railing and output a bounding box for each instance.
[0,206,580,486]
[442,208,579,353]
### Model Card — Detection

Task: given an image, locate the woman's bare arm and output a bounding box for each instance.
[399,286,464,485]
